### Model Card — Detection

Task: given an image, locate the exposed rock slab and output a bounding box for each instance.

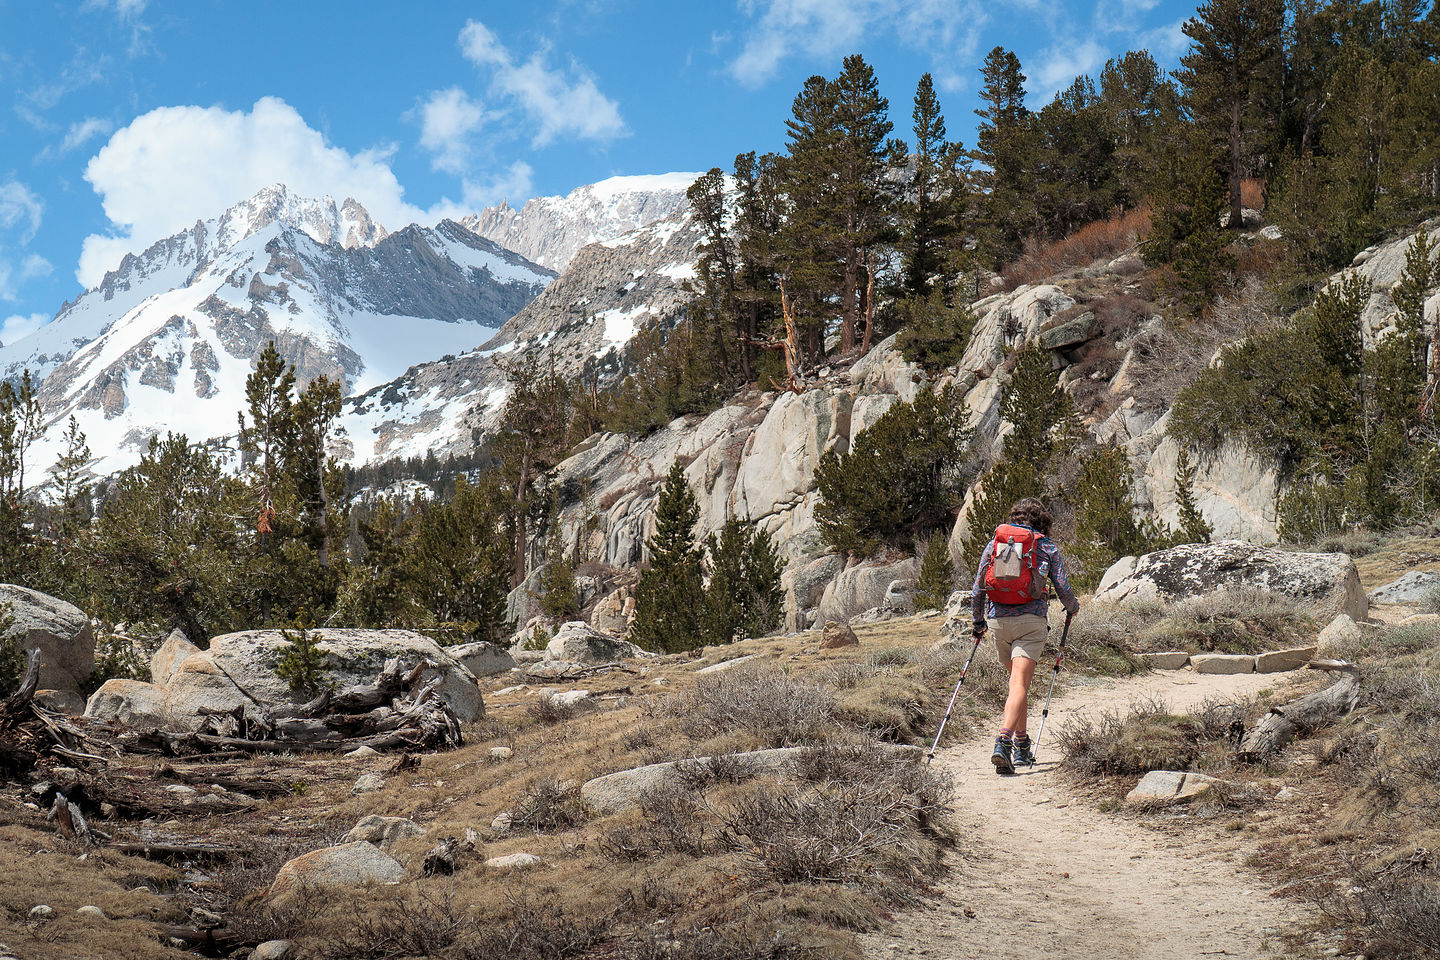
[0,584,94,695]
[267,842,406,901]
[446,641,516,677]
[1092,541,1367,620]
[1126,770,1223,804]
[819,557,921,624]
[544,621,647,663]
[1255,646,1318,673]
[1316,614,1363,659]
[1370,570,1440,605]
[1190,654,1255,675]
[1137,652,1190,670]
[342,816,424,850]
[151,630,200,685]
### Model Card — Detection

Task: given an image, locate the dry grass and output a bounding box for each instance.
[1124,278,1281,409]
[1238,177,1266,211]
[1055,693,1255,780]
[1002,205,1152,290]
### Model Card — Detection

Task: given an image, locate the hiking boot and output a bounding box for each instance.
[991,737,1015,775]
[1012,737,1034,767]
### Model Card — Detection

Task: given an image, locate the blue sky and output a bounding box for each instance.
[0,0,1194,342]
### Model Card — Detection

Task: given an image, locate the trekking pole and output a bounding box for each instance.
[1028,612,1073,767]
[926,629,987,765]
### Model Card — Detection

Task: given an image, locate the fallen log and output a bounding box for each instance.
[113,841,250,862]
[423,837,458,876]
[1239,668,1361,762]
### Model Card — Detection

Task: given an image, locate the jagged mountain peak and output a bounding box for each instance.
[461,171,700,271]
[212,184,389,256]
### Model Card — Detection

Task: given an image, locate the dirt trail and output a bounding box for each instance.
[863,668,1310,960]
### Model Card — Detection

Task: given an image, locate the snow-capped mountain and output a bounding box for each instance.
[1,184,553,477]
[462,172,698,272]
[345,205,703,464]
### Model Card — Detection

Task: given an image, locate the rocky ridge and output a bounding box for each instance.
[0,185,553,477]
[461,172,698,271]
[344,207,703,463]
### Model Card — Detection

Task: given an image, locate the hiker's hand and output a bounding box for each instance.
[972,621,987,639]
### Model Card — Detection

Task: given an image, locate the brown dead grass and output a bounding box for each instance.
[1002,205,1152,290]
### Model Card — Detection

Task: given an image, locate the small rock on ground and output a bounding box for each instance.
[1190,653,1255,675]
[346,745,380,758]
[251,941,296,960]
[1126,770,1223,803]
[268,842,406,901]
[352,773,385,794]
[29,905,53,920]
[491,811,513,832]
[343,815,424,849]
[76,905,107,919]
[821,620,859,649]
[489,746,513,760]
[1316,613,1362,658]
[485,853,544,870]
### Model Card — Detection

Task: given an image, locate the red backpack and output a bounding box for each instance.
[983,523,1044,605]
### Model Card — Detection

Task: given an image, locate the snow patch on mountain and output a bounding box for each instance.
[461,172,699,271]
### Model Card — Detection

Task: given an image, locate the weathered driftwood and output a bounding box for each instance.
[138,657,462,756]
[0,650,112,772]
[1239,668,1361,762]
[51,791,95,844]
[423,837,458,876]
[112,841,249,862]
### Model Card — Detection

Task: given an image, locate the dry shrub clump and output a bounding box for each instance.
[1056,694,1252,779]
[1143,587,1313,654]
[663,664,838,748]
[1002,204,1152,289]
[1125,278,1280,409]
[509,776,586,831]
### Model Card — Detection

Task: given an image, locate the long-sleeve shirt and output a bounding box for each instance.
[971,535,1080,626]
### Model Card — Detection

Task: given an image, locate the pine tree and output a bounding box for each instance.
[915,530,956,611]
[537,535,581,622]
[1173,447,1214,544]
[276,621,335,697]
[960,346,1072,566]
[630,461,705,653]
[1143,146,1234,303]
[0,370,42,583]
[703,519,784,644]
[403,476,512,643]
[815,385,972,555]
[973,47,1035,262]
[905,73,953,296]
[493,354,573,588]
[1175,0,1285,230]
[1071,444,1154,589]
[90,434,247,641]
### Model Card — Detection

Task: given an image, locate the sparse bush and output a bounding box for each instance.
[1137,588,1313,655]
[1058,694,1256,780]
[525,695,576,725]
[667,664,837,748]
[720,748,951,883]
[509,777,585,832]
[599,781,711,861]
[1001,204,1152,289]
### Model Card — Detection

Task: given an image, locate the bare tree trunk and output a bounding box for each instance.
[861,249,877,355]
[1228,99,1244,230]
[512,451,532,589]
[841,252,858,355]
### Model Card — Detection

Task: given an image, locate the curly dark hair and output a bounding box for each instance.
[1007,497,1053,536]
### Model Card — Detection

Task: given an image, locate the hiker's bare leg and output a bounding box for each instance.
[1002,655,1038,735]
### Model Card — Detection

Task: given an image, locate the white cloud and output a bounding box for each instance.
[0,180,44,244]
[61,116,113,152]
[458,20,626,146]
[77,97,427,288]
[82,0,146,18]
[20,254,52,280]
[729,0,987,90]
[0,313,48,345]
[1030,38,1108,102]
[728,0,873,88]
[417,87,486,174]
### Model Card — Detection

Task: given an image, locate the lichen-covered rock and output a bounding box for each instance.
[85,679,169,731]
[782,554,843,632]
[818,557,921,624]
[343,815,424,850]
[544,621,647,663]
[151,629,199,685]
[1093,541,1367,620]
[1369,570,1440,605]
[267,842,406,901]
[0,584,94,695]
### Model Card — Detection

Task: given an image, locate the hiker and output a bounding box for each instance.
[971,497,1079,775]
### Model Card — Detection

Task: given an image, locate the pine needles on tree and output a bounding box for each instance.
[631,462,706,653]
[275,621,335,697]
[914,531,956,611]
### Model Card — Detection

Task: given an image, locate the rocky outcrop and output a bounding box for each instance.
[818,558,921,625]
[1345,219,1440,337]
[86,629,483,731]
[267,842,406,903]
[150,629,200,685]
[543,622,647,663]
[1094,542,1368,620]
[0,584,94,695]
[447,641,516,677]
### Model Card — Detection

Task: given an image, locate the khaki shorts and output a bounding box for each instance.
[990,614,1048,666]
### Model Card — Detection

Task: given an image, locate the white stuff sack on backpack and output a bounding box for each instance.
[993,539,1025,579]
